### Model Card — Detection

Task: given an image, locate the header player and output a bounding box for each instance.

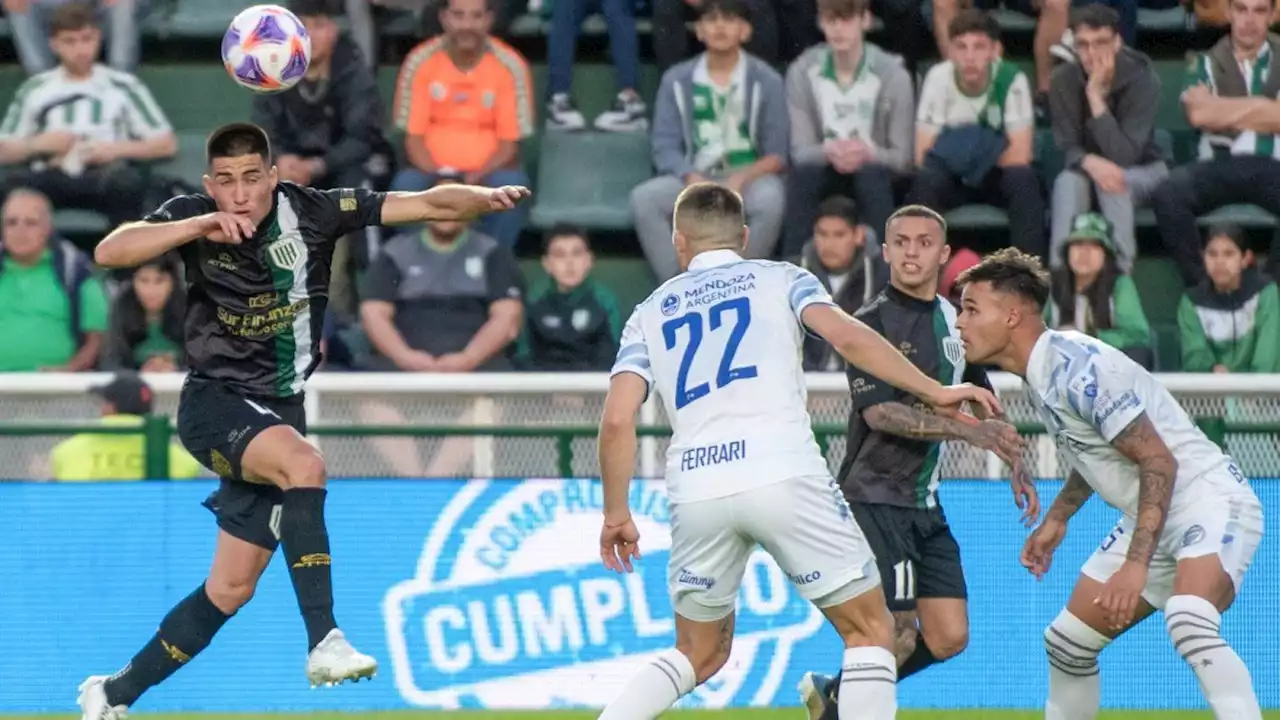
[594,183,1002,720]
[801,206,1038,720]
[955,248,1264,720]
[79,123,528,720]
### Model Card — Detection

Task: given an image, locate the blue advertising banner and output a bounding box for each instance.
[0,478,1274,712]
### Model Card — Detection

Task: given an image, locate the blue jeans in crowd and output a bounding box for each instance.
[390,167,532,248]
[546,0,640,95]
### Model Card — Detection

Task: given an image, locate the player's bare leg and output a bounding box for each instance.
[1044,574,1155,720]
[597,613,731,719]
[240,425,376,687]
[1166,554,1262,720]
[81,531,273,719]
[818,583,898,720]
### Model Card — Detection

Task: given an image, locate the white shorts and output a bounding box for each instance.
[667,474,881,622]
[1081,488,1264,610]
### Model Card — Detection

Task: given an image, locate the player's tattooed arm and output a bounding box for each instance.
[1045,470,1094,524]
[1110,413,1177,565]
[863,402,1023,467]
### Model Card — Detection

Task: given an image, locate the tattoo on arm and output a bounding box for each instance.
[862,402,972,441]
[1110,413,1177,565]
[1046,470,1094,523]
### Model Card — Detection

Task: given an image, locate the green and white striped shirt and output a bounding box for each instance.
[0,64,171,144]
[1187,45,1280,160]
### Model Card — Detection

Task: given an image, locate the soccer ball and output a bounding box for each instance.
[221,4,311,93]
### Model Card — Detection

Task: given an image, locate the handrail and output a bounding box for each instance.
[5,417,1273,480]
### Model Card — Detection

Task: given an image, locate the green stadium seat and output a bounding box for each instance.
[1199,204,1276,227]
[160,0,256,39]
[1131,256,1184,325]
[1137,6,1192,30]
[991,8,1037,31]
[530,131,653,230]
[945,204,1009,230]
[1151,322,1182,372]
[53,209,109,235]
[154,132,210,186]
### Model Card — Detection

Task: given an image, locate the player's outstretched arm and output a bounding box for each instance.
[802,304,1002,416]
[597,372,647,574]
[1110,413,1178,566]
[95,212,254,268]
[379,185,531,226]
[1044,470,1094,525]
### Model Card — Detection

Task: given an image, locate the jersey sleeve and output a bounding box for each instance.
[484,244,526,304]
[611,307,653,395]
[1002,71,1035,132]
[785,265,836,324]
[1065,353,1146,443]
[844,307,906,412]
[962,362,994,392]
[141,194,210,223]
[311,187,387,237]
[915,65,948,131]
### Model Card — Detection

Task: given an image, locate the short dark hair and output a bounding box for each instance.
[50,2,97,35]
[674,182,746,246]
[816,0,871,18]
[1205,223,1249,253]
[206,123,272,166]
[955,247,1051,309]
[1070,3,1120,33]
[948,8,999,41]
[698,0,751,23]
[543,222,590,254]
[290,0,342,18]
[885,204,948,243]
[816,196,860,228]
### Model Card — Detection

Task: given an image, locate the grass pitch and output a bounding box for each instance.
[7,711,1279,719]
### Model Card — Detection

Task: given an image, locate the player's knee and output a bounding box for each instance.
[1044,610,1109,673]
[922,623,968,660]
[281,447,327,489]
[205,572,258,612]
[1165,595,1225,665]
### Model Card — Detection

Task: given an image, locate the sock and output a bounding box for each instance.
[280,487,337,650]
[838,646,897,720]
[598,648,696,720]
[1165,594,1263,720]
[897,632,942,679]
[102,584,232,707]
[1044,609,1110,720]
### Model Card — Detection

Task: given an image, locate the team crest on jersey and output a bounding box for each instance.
[266,236,304,271]
[661,293,680,317]
[465,256,484,279]
[942,336,965,366]
[571,309,591,331]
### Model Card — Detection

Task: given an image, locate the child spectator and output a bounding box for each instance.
[798,196,887,370]
[519,224,622,371]
[103,254,185,371]
[1045,212,1153,367]
[1178,224,1280,373]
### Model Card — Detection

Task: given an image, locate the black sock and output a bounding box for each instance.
[102,584,231,707]
[898,633,941,679]
[280,487,337,651]
[817,672,841,720]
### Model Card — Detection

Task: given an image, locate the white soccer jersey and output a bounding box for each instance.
[0,65,172,143]
[611,249,835,504]
[1024,330,1250,517]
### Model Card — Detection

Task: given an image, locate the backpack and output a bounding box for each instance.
[0,238,95,346]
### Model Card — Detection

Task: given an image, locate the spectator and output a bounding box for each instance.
[50,372,204,481]
[544,0,647,132]
[518,224,622,371]
[933,0,1068,110]
[5,0,143,75]
[1178,224,1280,373]
[631,0,788,282]
[1049,4,1165,273]
[0,2,175,230]
[390,0,534,248]
[784,0,913,258]
[906,10,1046,260]
[360,175,525,372]
[253,0,396,313]
[1045,212,1153,367]
[0,188,106,371]
[651,0,819,72]
[798,196,888,370]
[939,245,981,303]
[103,254,185,372]
[1153,0,1280,287]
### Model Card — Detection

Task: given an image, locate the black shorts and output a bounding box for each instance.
[177,377,307,551]
[850,502,968,612]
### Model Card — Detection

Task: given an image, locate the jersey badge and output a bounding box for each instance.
[1182,524,1206,548]
[661,293,680,317]
[339,188,358,212]
[266,236,304,271]
[942,336,965,366]
[465,256,484,279]
[572,309,591,331]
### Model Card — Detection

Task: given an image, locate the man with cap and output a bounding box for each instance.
[51,373,203,482]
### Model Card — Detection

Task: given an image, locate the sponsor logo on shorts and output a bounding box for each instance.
[293,553,332,568]
[383,479,824,709]
[787,571,822,586]
[679,440,746,472]
[1182,525,1206,548]
[677,568,716,589]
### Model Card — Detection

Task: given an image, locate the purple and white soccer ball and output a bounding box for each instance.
[221,4,311,93]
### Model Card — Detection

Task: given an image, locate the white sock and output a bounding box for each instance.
[838,645,897,720]
[1044,610,1110,720]
[1165,594,1262,720]
[598,648,696,720]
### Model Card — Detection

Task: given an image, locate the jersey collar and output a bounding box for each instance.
[687,249,744,272]
[1025,328,1054,387]
[885,282,937,311]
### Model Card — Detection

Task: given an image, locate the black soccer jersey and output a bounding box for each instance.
[143,181,385,398]
[837,284,992,510]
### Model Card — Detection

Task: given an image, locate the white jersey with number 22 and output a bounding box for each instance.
[610,249,836,505]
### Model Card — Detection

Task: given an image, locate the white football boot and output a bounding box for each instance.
[78,676,128,720]
[305,629,377,687]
